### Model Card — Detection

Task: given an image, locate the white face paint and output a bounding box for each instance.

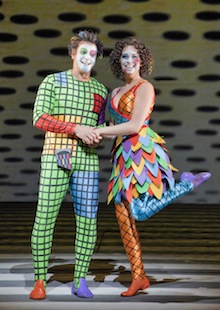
[120,45,141,75]
[76,43,97,72]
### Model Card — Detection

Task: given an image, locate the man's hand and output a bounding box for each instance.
[87,141,103,148]
[74,125,102,144]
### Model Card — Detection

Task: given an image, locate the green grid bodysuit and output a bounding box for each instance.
[31,69,108,289]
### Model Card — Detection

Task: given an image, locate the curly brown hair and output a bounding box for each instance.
[68,30,104,58]
[109,37,154,80]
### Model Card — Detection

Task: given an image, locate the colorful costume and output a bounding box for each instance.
[107,80,194,287]
[108,80,193,219]
[31,69,108,295]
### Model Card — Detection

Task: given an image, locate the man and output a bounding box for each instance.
[29,30,108,299]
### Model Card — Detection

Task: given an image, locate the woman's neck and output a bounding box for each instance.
[124,75,142,86]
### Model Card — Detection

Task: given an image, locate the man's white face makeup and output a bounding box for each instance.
[76,43,97,73]
[120,46,141,75]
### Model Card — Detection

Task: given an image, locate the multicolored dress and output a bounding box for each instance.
[107,80,193,221]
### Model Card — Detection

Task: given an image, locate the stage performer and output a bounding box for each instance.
[92,37,211,297]
[29,30,108,300]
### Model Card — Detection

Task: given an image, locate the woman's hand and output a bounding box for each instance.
[74,125,102,144]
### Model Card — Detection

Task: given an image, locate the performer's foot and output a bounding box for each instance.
[180,171,211,188]
[29,279,46,300]
[121,276,150,297]
[71,278,93,298]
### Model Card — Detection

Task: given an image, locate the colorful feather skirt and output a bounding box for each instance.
[107,126,178,205]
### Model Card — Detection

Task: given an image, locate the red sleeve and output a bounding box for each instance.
[35,113,76,135]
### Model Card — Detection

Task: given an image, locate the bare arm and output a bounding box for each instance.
[99,120,116,139]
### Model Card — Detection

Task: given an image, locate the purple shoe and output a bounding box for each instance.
[180,171,211,188]
[71,278,93,298]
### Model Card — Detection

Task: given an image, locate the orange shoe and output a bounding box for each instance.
[121,276,150,297]
[29,280,46,300]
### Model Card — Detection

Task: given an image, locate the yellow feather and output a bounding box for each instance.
[149,182,163,200]
[131,157,145,175]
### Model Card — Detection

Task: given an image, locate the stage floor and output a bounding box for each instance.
[0,253,220,310]
[0,202,220,309]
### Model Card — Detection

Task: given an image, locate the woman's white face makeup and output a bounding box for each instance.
[76,43,97,72]
[120,45,141,75]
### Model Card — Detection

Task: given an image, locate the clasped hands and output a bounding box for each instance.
[74,125,102,147]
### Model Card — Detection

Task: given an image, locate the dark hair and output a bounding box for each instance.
[109,37,154,80]
[68,30,103,58]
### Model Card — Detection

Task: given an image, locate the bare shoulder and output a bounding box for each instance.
[138,80,155,94]
[141,80,154,89]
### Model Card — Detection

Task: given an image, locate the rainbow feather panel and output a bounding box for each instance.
[107,126,176,204]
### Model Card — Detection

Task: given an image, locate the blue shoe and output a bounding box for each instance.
[180,172,211,188]
[71,278,93,298]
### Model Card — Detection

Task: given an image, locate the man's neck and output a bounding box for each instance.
[71,69,91,82]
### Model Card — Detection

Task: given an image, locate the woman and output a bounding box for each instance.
[93,37,211,297]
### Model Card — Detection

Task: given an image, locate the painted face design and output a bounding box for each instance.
[76,43,97,72]
[120,46,141,75]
